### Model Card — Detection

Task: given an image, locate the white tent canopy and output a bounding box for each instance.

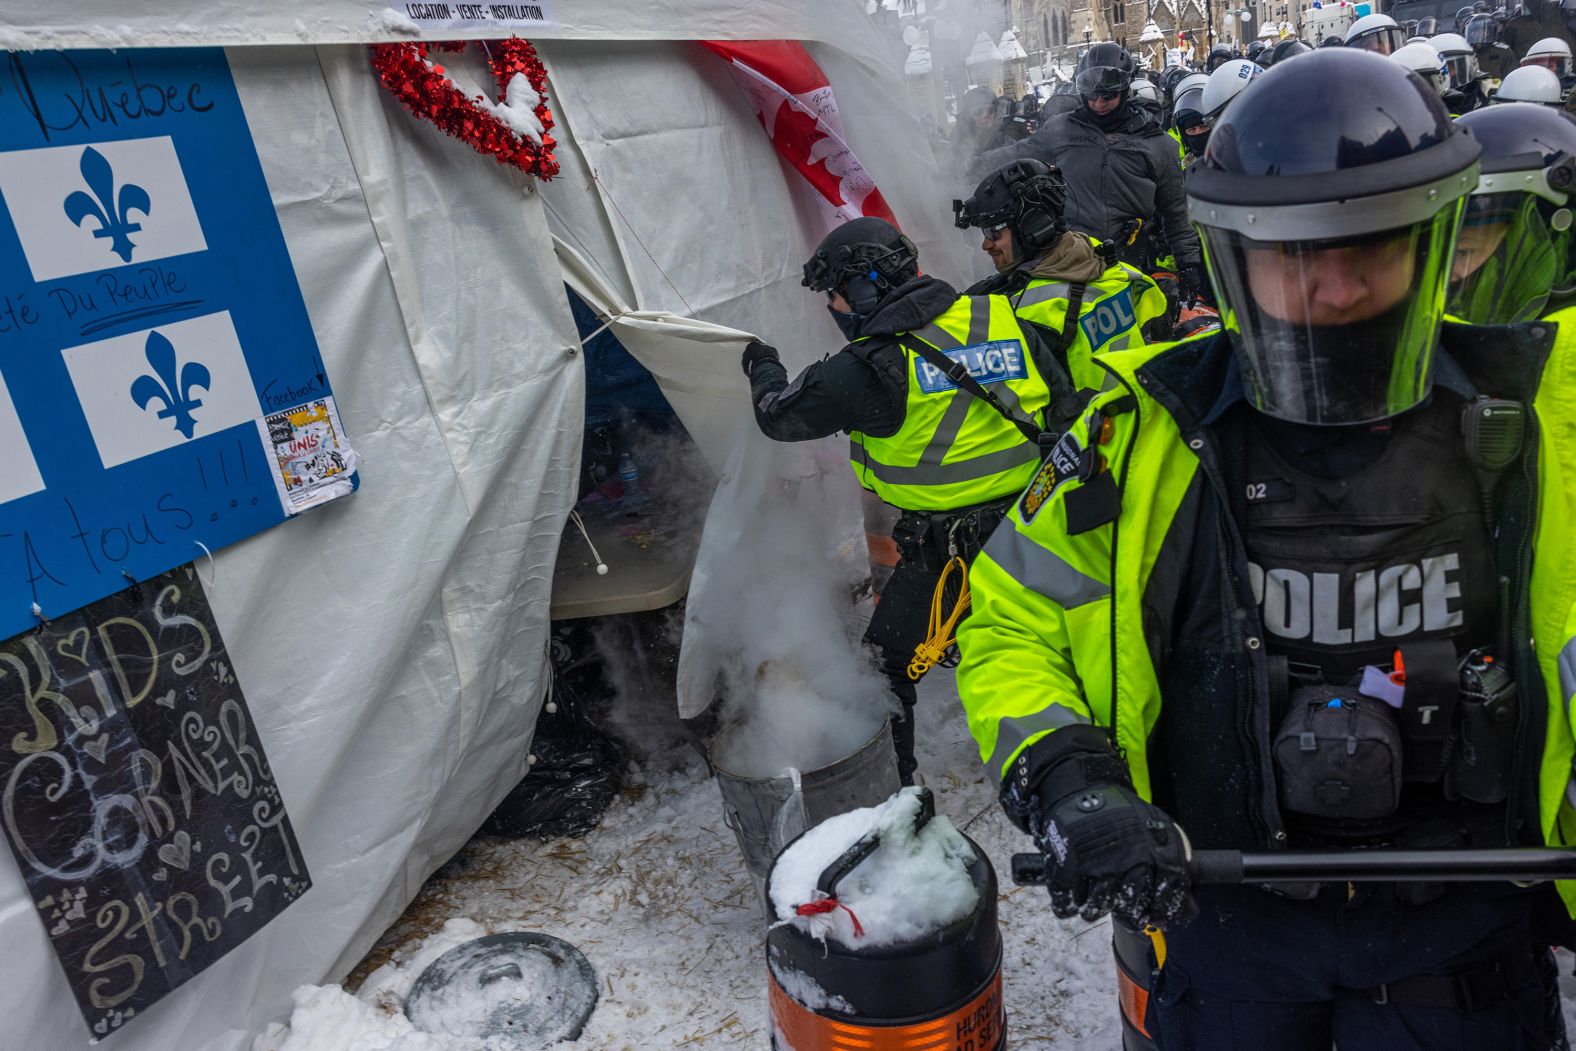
[0,1,892,67]
[0,4,973,1050]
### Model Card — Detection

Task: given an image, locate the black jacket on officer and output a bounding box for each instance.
[975,98,1202,271]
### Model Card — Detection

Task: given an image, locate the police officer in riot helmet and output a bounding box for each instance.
[1450,102,1576,322]
[1466,11,1519,76]
[1269,38,1313,64]
[743,218,1069,786]
[1346,12,1408,53]
[1207,43,1236,71]
[1501,0,1576,67]
[955,47,1576,1049]
[975,43,1206,301]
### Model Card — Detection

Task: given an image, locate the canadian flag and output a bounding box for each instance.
[700,41,899,233]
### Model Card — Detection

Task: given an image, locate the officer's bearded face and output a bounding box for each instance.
[982,226,1017,271]
[1243,232,1416,325]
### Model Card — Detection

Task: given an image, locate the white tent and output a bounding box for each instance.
[0,4,973,1049]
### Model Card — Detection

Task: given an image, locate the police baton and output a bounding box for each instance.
[1011,847,1576,887]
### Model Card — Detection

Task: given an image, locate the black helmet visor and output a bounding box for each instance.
[1075,65,1130,98]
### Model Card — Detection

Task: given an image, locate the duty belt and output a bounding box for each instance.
[892,498,1012,571]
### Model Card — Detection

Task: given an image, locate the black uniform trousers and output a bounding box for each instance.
[862,501,1008,785]
[1145,882,1556,1051]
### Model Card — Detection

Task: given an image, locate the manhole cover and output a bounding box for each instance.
[406,933,598,1047]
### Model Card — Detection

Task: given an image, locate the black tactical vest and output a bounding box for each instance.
[1242,393,1498,684]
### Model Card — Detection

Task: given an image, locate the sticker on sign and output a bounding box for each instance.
[392,0,556,28]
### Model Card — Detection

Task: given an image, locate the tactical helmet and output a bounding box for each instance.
[954,159,1071,264]
[1346,13,1408,53]
[1428,33,1481,87]
[1497,63,1566,103]
[1075,42,1137,98]
[1188,49,1481,424]
[1246,40,1269,62]
[802,217,919,314]
[1269,38,1313,64]
[1203,59,1265,117]
[1131,77,1162,103]
[1159,65,1192,100]
[1522,36,1574,77]
[1463,12,1500,46]
[1450,103,1576,319]
[1207,44,1236,71]
[1173,71,1211,99]
[1390,41,1452,96]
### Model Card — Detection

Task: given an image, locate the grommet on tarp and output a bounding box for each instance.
[405,933,598,1048]
[30,601,48,636]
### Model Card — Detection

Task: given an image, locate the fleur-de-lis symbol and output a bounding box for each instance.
[63,147,151,264]
[130,331,210,439]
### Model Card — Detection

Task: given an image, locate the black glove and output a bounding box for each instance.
[1178,265,1211,307]
[741,339,779,377]
[1005,725,1195,931]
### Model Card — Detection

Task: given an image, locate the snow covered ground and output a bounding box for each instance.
[255,669,1121,1050]
[256,664,1576,1050]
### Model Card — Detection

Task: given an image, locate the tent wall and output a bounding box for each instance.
[0,8,977,1049]
[536,38,979,464]
[0,44,582,1051]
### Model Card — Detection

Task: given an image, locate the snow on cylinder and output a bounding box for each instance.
[764,788,1007,1051]
[770,787,979,949]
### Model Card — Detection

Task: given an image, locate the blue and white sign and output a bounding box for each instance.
[0,48,358,640]
[913,339,1029,395]
[1078,288,1138,352]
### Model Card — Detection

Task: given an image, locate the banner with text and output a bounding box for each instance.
[0,48,358,641]
[0,565,309,1040]
[390,1,557,30]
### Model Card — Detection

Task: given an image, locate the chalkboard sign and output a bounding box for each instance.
[0,565,308,1040]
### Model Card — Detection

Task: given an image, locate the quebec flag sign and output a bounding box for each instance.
[0,49,358,641]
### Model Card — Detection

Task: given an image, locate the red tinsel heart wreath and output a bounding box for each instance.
[370,37,559,180]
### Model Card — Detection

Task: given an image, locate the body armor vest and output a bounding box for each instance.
[1242,393,1498,684]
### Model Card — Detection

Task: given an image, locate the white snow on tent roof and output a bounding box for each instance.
[998,28,1029,61]
[905,43,934,75]
[965,31,1005,66]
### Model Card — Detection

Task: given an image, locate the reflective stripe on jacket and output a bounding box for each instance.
[848,294,1052,511]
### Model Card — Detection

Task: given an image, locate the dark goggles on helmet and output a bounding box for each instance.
[953,196,1010,230]
[1074,66,1130,98]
